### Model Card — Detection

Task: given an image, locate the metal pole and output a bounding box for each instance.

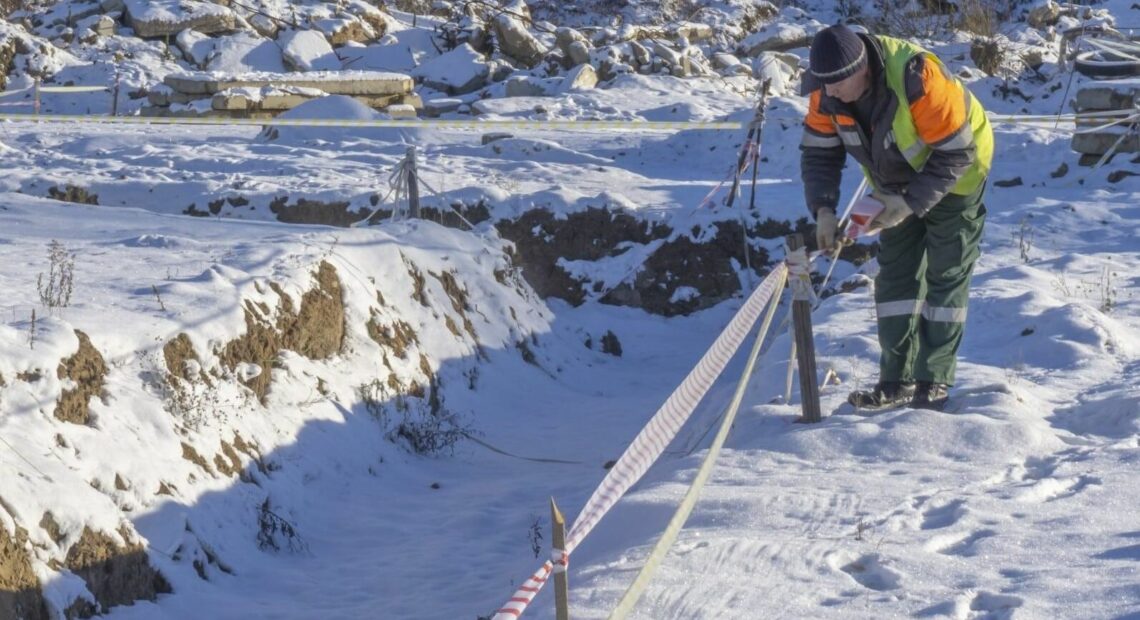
[111,70,120,117]
[551,497,569,620]
[405,145,421,218]
[785,234,822,423]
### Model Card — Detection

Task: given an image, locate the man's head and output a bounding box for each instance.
[809,25,870,103]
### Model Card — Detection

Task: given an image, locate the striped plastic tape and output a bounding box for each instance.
[492,263,788,619]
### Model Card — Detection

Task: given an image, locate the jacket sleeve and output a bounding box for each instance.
[902,55,977,216]
[800,89,846,218]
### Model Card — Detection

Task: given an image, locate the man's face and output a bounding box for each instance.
[823,65,870,103]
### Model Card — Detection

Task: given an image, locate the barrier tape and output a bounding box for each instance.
[492,263,789,620]
[0,85,109,98]
[609,264,787,619]
[0,113,741,130]
[0,110,1131,130]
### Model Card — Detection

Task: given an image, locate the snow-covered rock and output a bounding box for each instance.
[411,43,489,95]
[739,21,813,56]
[123,0,236,38]
[206,32,287,74]
[279,29,342,72]
[493,11,546,68]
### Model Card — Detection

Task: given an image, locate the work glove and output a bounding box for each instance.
[866,191,912,234]
[814,207,838,251]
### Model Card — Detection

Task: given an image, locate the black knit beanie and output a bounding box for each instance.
[809,25,867,84]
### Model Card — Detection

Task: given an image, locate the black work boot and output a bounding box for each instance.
[847,381,915,410]
[912,381,949,411]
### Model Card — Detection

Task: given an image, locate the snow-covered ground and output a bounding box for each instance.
[0,1,1137,619]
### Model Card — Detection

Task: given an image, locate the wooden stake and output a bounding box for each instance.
[785,234,822,423]
[550,497,569,620]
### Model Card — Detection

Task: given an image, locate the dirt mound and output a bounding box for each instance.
[54,331,107,425]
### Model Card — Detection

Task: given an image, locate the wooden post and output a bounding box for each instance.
[405,145,421,219]
[33,77,41,116]
[550,497,569,620]
[785,234,822,423]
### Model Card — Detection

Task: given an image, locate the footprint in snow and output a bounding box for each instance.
[924,529,998,557]
[920,498,968,530]
[1014,473,1101,503]
[916,591,1023,620]
[836,553,902,591]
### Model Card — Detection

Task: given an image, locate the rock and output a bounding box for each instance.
[76,14,116,38]
[492,12,546,68]
[712,52,741,70]
[315,17,377,46]
[651,40,684,72]
[505,76,552,97]
[560,63,597,92]
[175,28,215,69]
[751,52,795,94]
[123,0,237,38]
[164,71,413,97]
[279,29,341,72]
[387,103,417,118]
[566,40,591,67]
[555,26,586,51]
[423,97,463,117]
[674,22,713,42]
[250,14,278,38]
[206,31,287,74]
[740,22,812,56]
[1074,84,1139,112]
[1028,0,1063,28]
[629,40,652,67]
[482,132,513,145]
[411,43,489,95]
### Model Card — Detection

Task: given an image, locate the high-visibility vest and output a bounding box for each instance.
[877,36,993,196]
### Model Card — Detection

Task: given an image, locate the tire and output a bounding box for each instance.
[1074,49,1140,79]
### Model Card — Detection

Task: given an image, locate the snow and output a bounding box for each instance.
[0,1,1136,619]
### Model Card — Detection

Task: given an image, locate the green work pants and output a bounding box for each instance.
[874,183,986,386]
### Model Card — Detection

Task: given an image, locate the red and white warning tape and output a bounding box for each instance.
[493,263,789,619]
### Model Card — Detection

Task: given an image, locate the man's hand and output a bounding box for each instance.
[815,207,838,251]
[866,191,912,233]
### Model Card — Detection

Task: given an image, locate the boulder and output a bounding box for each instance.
[123,0,236,38]
[206,31,287,74]
[423,97,464,117]
[560,63,597,92]
[315,17,377,46]
[566,40,591,67]
[279,29,342,72]
[492,12,546,68]
[739,22,812,56]
[76,14,116,38]
[674,22,713,42]
[164,71,413,97]
[175,28,215,69]
[410,43,489,95]
[505,76,552,97]
[1027,0,1063,28]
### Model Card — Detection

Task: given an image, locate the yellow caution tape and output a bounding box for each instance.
[0,113,743,130]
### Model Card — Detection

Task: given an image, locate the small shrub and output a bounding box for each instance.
[1015,216,1033,263]
[257,498,308,554]
[528,516,543,558]
[37,239,75,311]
